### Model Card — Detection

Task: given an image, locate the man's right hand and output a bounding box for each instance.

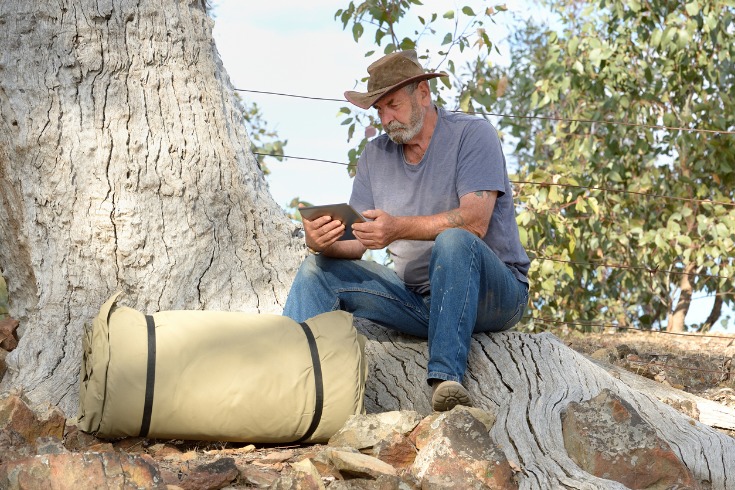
[302,214,345,253]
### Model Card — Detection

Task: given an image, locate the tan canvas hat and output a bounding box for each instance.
[344,50,447,109]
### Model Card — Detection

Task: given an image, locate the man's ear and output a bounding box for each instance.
[418,80,432,107]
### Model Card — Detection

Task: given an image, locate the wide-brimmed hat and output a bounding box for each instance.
[344,50,447,109]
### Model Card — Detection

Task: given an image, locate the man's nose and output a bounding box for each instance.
[380,110,394,126]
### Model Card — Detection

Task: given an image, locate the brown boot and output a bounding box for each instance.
[431,380,472,412]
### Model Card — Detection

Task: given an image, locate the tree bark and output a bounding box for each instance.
[700,292,724,333]
[667,262,696,333]
[0,0,304,415]
[355,318,735,489]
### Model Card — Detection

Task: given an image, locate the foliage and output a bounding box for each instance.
[285,197,314,222]
[335,0,506,174]
[236,93,287,175]
[335,0,735,332]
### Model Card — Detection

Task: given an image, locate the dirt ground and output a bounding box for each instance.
[552,326,735,430]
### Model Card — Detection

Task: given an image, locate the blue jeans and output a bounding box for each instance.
[283,229,529,384]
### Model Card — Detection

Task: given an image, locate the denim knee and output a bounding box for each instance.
[434,228,477,255]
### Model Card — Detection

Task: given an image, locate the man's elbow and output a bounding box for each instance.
[467,216,491,238]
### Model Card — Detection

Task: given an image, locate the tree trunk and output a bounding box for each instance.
[667,263,696,332]
[356,318,735,489]
[0,0,304,415]
[700,292,724,333]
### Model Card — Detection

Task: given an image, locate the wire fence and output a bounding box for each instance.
[245,86,735,353]
[236,88,735,136]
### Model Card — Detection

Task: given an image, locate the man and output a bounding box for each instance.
[283,50,530,411]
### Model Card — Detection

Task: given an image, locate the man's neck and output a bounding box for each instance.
[403,105,438,165]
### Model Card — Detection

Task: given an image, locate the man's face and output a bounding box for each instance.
[373,87,425,144]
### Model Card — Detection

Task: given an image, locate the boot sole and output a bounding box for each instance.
[431,381,472,412]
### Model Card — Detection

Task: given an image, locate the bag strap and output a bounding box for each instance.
[139,314,157,438]
[296,321,324,443]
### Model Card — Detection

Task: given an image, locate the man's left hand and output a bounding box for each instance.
[352,209,401,249]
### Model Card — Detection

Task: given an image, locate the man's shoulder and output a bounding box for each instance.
[439,107,493,132]
[438,108,498,145]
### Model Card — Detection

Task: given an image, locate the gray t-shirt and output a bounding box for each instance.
[350,107,530,294]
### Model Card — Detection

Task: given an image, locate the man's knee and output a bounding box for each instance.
[434,228,477,252]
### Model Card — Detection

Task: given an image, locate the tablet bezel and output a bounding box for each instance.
[298,203,367,241]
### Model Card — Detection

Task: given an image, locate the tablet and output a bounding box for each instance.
[298,203,367,241]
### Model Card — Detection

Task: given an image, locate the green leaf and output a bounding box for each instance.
[352,23,364,42]
[685,1,700,16]
[462,6,475,16]
[443,10,454,19]
[442,33,452,45]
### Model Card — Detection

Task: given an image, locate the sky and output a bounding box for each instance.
[210,0,534,207]
[209,1,732,333]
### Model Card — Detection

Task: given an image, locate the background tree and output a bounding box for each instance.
[336,0,735,333]
[0,0,304,415]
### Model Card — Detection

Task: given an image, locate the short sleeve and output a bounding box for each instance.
[455,120,506,198]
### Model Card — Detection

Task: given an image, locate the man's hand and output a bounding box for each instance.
[352,209,401,249]
[302,213,345,252]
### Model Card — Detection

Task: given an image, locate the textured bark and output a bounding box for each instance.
[667,262,696,333]
[356,318,735,489]
[0,0,304,414]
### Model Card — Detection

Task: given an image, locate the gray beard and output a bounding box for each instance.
[385,104,424,144]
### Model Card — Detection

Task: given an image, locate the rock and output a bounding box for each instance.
[662,398,700,421]
[0,451,165,489]
[0,394,65,454]
[149,443,183,459]
[268,460,326,490]
[260,449,295,463]
[409,406,497,451]
[327,449,398,480]
[236,464,280,488]
[176,457,239,490]
[0,317,19,351]
[591,347,617,363]
[327,474,413,489]
[35,437,69,455]
[328,411,423,450]
[112,437,149,453]
[62,424,104,452]
[290,459,326,489]
[409,407,518,489]
[562,388,700,489]
[371,431,417,470]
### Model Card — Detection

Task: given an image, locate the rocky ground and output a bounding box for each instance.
[1,326,734,489]
[556,326,735,419]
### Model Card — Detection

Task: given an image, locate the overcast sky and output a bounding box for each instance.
[209,1,731,332]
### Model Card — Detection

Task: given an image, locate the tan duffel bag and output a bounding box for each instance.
[76,292,367,443]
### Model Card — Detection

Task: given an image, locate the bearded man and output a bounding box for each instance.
[283,50,531,411]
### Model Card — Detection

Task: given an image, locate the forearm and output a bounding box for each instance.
[395,191,495,240]
[393,210,486,241]
[319,239,366,259]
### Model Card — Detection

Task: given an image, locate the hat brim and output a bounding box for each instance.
[344,72,447,110]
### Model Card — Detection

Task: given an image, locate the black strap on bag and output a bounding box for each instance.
[296,321,324,443]
[139,314,157,438]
